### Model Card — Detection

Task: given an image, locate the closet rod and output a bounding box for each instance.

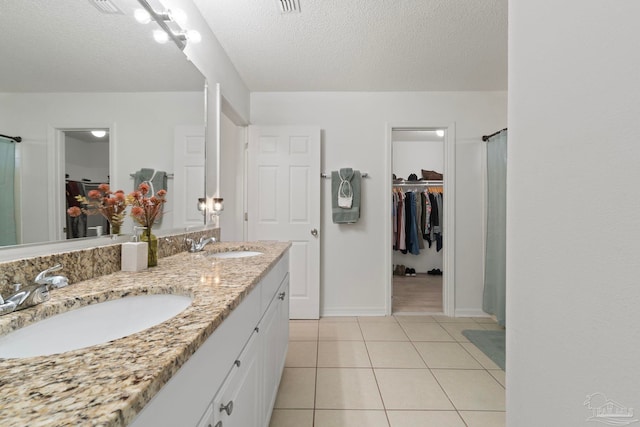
[393,180,443,187]
[0,134,22,143]
[482,128,507,142]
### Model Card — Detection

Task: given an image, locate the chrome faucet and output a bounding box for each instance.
[0,264,68,316]
[185,236,217,252]
[35,264,69,289]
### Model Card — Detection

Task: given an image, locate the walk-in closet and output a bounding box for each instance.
[392,130,445,314]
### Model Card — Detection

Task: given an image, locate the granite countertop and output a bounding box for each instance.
[0,241,290,427]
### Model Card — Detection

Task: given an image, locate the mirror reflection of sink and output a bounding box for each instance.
[0,294,192,359]
[208,251,263,259]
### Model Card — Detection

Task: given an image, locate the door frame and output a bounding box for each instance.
[385,123,456,317]
[48,123,116,242]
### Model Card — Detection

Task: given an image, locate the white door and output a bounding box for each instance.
[173,126,206,228]
[248,126,320,319]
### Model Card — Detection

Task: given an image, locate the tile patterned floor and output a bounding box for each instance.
[270,315,505,427]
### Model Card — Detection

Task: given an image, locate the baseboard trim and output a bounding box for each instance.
[321,307,387,317]
[455,308,491,318]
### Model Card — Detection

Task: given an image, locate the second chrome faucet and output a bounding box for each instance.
[185,236,217,252]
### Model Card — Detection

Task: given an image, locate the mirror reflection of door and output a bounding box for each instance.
[64,129,110,239]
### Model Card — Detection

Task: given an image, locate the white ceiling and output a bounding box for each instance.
[0,0,204,92]
[1,0,507,94]
[193,0,508,92]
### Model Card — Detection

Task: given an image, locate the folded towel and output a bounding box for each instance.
[331,168,361,224]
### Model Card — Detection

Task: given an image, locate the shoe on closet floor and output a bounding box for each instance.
[397,265,406,276]
[410,268,416,276]
[405,268,411,277]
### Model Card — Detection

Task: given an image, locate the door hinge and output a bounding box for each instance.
[244,143,249,150]
[244,212,248,221]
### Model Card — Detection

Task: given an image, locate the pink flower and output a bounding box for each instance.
[157,189,167,197]
[139,183,150,195]
[67,206,82,217]
[98,183,110,193]
[131,206,144,217]
[88,190,101,199]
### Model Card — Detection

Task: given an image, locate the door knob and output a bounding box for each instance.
[310,228,318,237]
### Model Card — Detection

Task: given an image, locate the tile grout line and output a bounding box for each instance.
[357,316,393,427]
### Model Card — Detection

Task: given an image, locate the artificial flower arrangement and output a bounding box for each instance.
[127,182,167,266]
[67,183,128,235]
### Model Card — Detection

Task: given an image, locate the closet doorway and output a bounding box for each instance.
[387,127,455,316]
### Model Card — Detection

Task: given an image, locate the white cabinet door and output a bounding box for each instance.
[196,404,213,427]
[212,330,261,427]
[248,126,320,319]
[261,278,290,426]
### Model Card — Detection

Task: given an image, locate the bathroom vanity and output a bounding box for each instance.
[0,241,291,427]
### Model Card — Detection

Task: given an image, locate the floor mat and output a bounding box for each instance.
[462,329,505,370]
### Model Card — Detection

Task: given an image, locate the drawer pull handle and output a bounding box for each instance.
[220,400,233,416]
[234,359,241,367]
[255,326,260,333]
[278,292,286,300]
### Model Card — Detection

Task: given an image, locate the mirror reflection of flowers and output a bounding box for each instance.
[67,183,128,235]
[128,183,167,231]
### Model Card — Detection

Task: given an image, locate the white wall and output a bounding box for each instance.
[508,1,640,425]
[65,135,109,183]
[0,91,203,243]
[392,137,444,273]
[251,91,506,316]
[219,112,245,241]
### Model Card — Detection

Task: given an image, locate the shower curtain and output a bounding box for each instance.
[0,136,17,246]
[483,130,507,326]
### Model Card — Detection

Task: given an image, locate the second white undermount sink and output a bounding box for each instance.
[208,251,263,259]
[0,294,192,359]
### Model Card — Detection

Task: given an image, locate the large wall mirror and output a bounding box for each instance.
[0,0,208,257]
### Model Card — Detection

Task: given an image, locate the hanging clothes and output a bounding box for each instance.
[404,192,420,255]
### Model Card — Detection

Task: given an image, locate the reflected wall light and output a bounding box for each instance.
[212,198,224,215]
[436,130,445,137]
[91,130,107,138]
[197,197,207,215]
[134,0,201,50]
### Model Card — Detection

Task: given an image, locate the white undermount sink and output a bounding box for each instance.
[208,251,263,259]
[0,294,192,359]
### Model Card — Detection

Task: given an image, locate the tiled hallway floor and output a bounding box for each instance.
[269,315,505,427]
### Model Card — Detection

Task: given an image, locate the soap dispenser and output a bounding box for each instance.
[121,227,148,272]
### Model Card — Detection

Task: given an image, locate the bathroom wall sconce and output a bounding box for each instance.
[134,0,201,50]
[212,198,224,215]
[197,197,207,215]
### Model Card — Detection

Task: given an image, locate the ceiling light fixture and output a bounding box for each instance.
[134,0,200,50]
[91,130,107,138]
[436,130,445,137]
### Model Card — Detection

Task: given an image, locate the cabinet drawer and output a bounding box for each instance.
[260,253,289,312]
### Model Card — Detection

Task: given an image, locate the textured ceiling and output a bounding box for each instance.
[0,0,204,92]
[193,0,508,91]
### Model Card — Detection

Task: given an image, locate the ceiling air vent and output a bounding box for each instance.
[88,0,124,15]
[277,0,301,14]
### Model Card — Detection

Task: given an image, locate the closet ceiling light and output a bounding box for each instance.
[436,130,445,137]
[91,130,107,138]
